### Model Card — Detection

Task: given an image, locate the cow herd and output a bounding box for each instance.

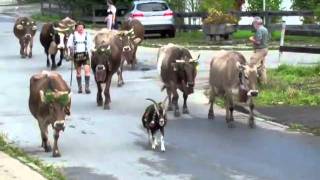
[13,16,261,156]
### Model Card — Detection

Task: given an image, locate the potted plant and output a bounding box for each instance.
[202,8,238,40]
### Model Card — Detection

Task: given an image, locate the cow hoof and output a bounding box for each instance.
[208,113,215,120]
[51,65,57,70]
[28,54,32,58]
[21,55,26,59]
[97,101,103,106]
[104,104,110,110]
[46,63,50,68]
[57,62,62,67]
[161,147,166,152]
[174,110,180,117]
[249,121,255,128]
[117,82,124,87]
[227,122,235,128]
[167,106,173,111]
[182,108,189,114]
[44,145,52,152]
[52,151,61,157]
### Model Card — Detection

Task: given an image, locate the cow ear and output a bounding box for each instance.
[16,24,23,30]
[236,61,245,71]
[40,90,46,103]
[133,37,142,45]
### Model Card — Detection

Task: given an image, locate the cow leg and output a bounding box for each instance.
[104,76,112,110]
[19,39,26,58]
[208,88,216,119]
[131,48,137,70]
[51,54,57,70]
[166,88,173,111]
[57,49,63,67]
[96,82,103,106]
[160,128,165,152]
[52,129,61,157]
[28,40,33,58]
[170,83,180,117]
[182,93,189,114]
[151,130,157,150]
[39,122,51,152]
[45,49,50,68]
[225,93,235,128]
[248,98,255,128]
[117,59,125,87]
[147,129,153,147]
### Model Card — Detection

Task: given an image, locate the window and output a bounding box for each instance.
[137,3,168,12]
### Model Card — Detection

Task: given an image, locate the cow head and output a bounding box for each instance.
[15,19,37,56]
[146,97,168,127]
[40,89,72,131]
[171,54,200,94]
[92,45,112,82]
[117,29,142,64]
[237,62,260,97]
[52,22,73,57]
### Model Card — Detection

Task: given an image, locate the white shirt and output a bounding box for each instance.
[67,31,92,53]
[107,5,116,19]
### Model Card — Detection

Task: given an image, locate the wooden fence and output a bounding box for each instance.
[40,1,320,32]
[279,22,320,56]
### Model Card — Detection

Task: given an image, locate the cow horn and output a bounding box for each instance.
[68,92,72,102]
[16,24,23,30]
[146,98,160,116]
[191,54,200,62]
[176,59,185,63]
[39,90,45,103]
[53,26,69,32]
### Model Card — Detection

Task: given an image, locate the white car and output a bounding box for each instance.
[124,0,176,37]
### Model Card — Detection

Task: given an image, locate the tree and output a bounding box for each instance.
[291,0,320,23]
[247,0,283,22]
[200,0,236,12]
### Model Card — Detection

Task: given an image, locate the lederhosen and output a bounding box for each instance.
[73,32,90,67]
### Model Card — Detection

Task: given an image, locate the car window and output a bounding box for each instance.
[137,2,168,12]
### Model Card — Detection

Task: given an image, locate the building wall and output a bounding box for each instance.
[0,0,17,5]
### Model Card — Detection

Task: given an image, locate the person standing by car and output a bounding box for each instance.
[249,16,269,84]
[105,0,117,29]
[67,21,92,94]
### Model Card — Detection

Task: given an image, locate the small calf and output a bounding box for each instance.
[142,97,168,152]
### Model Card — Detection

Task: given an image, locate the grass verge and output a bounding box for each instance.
[142,30,320,49]
[0,133,65,180]
[257,64,320,106]
[288,123,320,136]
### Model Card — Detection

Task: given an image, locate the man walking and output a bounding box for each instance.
[249,16,269,84]
[67,21,92,94]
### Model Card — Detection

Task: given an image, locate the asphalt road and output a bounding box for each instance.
[1,15,320,180]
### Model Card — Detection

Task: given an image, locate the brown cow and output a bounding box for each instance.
[13,17,37,58]
[93,28,141,87]
[208,51,260,128]
[29,71,71,157]
[92,30,131,109]
[158,44,199,117]
[40,17,75,70]
[121,19,144,68]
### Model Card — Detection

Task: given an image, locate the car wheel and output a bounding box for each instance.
[168,30,175,38]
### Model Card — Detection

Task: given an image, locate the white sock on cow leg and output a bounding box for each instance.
[152,136,157,150]
[160,135,165,152]
[148,130,152,146]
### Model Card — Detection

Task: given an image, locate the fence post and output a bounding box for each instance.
[40,0,44,16]
[92,5,96,26]
[278,20,286,64]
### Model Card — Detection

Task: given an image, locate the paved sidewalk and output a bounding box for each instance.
[0,151,46,180]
